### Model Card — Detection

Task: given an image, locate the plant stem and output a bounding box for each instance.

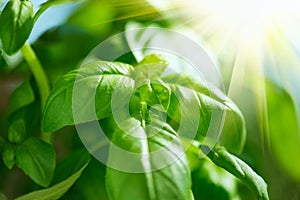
[21,42,52,143]
[140,101,147,128]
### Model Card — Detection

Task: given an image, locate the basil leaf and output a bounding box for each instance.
[8,79,35,115]
[130,81,171,119]
[15,150,90,200]
[191,159,240,200]
[202,146,269,200]
[8,119,26,144]
[0,0,34,55]
[132,54,168,80]
[266,80,300,180]
[2,143,16,169]
[163,74,246,154]
[16,137,55,187]
[42,61,134,132]
[8,100,40,138]
[106,117,194,200]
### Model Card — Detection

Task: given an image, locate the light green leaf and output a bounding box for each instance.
[0,0,34,55]
[8,119,26,144]
[16,137,55,187]
[2,143,16,169]
[42,61,134,132]
[34,0,78,22]
[8,79,35,115]
[266,80,300,181]
[132,54,168,80]
[163,74,246,154]
[105,117,193,200]
[202,145,269,200]
[15,149,90,200]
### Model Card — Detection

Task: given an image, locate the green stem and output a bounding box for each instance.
[140,101,147,128]
[21,42,52,143]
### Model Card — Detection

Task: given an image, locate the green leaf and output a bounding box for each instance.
[0,0,34,55]
[105,117,194,200]
[191,159,240,200]
[8,119,26,144]
[0,136,4,153]
[34,0,78,22]
[202,145,269,200]
[132,54,168,80]
[0,49,8,67]
[163,74,246,153]
[42,61,134,132]
[15,149,90,200]
[8,100,40,138]
[2,143,16,169]
[8,79,35,115]
[266,80,300,180]
[16,137,55,187]
[52,149,90,184]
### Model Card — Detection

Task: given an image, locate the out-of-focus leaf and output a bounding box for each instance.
[15,149,90,200]
[0,0,34,55]
[16,137,55,187]
[2,143,16,169]
[42,61,134,132]
[0,136,4,152]
[61,157,108,200]
[8,119,26,144]
[202,145,269,200]
[0,192,7,200]
[266,80,300,181]
[8,79,35,115]
[0,49,8,67]
[106,117,194,200]
[67,0,114,36]
[51,149,90,184]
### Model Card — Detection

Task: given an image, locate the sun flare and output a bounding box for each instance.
[149,0,300,147]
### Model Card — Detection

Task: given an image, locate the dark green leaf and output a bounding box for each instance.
[0,49,8,67]
[42,61,134,132]
[2,143,16,169]
[0,0,34,55]
[8,79,35,115]
[15,150,90,200]
[16,137,55,187]
[105,117,194,200]
[266,80,300,180]
[0,136,4,153]
[61,157,108,200]
[203,146,269,200]
[191,159,240,200]
[52,149,90,184]
[8,119,26,144]
[8,100,40,137]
